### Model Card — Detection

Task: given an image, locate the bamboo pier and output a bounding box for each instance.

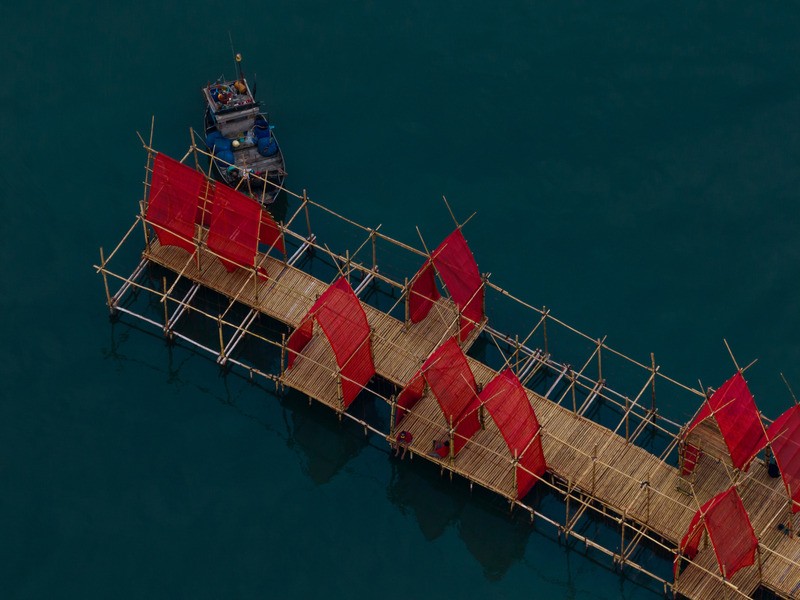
[96,136,800,600]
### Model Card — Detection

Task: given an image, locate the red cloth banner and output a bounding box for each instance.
[394,337,480,457]
[146,153,204,255]
[286,317,313,369]
[259,209,285,254]
[767,405,800,513]
[408,260,440,323]
[396,372,425,425]
[686,372,767,471]
[482,369,547,498]
[676,487,758,581]
[286,278,375,407]
[207,183,263,273]
[431,230,483,341]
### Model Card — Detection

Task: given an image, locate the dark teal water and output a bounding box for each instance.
[3,1,799,598]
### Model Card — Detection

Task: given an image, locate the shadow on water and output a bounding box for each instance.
[387,457,467,541]
[458,495,532,580]
[106,314,668,595]
[386,456,533,579]
[280,388,372,485]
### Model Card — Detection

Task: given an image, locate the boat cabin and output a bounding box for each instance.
[203,79,261,138]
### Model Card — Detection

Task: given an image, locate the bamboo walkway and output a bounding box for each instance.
[94,138,799,599]
[135,234,800,600]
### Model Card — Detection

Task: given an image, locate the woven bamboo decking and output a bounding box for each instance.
[129,229,799,600]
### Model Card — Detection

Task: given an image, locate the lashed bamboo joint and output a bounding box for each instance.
[95,136,799,600]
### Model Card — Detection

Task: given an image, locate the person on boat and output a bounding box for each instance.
[394,430,412,459]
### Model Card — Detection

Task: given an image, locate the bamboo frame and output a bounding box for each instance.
[94,140,800,600]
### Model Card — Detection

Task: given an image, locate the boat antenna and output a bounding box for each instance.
[228,32,243,81]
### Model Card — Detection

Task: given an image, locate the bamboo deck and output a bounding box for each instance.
[138,234,800,600]
[97,146,799,599]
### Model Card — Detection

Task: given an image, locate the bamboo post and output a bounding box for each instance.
[513,449,519,503]
[303,189,312,240]
[597,338,603,381]
[564,480,571,538]
[345,249,351,285]
[99,247,113,313]
[190,128,200,170]
[571,369,577,413]
[650,352,657,416]
[253,266,259,304]
[389,395,396,437]
[337,370,344,416]
[448,414,455,480]
[756,540,763,582]
[514,335,520,373]
[371,229,377,272]
[217,314,225,360]
[620,514,626,569]
[592,443,597,494]
[162,277,169,335]
[404,277,410,328]
[625,396,630,442]
[542,306,549,356]
[280,333,286,378]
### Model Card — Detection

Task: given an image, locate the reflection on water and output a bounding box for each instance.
[458,499,532,580]
[281,389,369,485]
[387,459,466,541]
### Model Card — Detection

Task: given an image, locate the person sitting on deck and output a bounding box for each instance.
[394,430,413,460]
[430,438,450,459]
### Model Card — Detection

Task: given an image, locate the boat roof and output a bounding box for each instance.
[203,78,260,122]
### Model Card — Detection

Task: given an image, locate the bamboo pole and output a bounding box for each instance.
[650,352,657,416]
[303,190,312,239]
[217,314,225,360]
[597,338,603,381]
[162,277,169,334]
[542,306,549,356]
[371,229,377,272]
[99,247,113,313]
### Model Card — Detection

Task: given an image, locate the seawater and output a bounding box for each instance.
[2,1,799,598]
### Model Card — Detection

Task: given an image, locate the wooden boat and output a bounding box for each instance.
[202,55,286,204]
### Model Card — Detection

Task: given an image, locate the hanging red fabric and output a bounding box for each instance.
[394,337,480,457]
[396,371,425,425]
[431,229,484,341]
[207,182,263,273]
[408,260,440,323]
[146,153,205,255]
[675,487,758,580]
[285,278,375,407]
[259,208,285,254]
[286,317,313,369]
[482,369,547,498]
[767,404,800,513]
[423,337,477,432]
[685,372,767,471]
